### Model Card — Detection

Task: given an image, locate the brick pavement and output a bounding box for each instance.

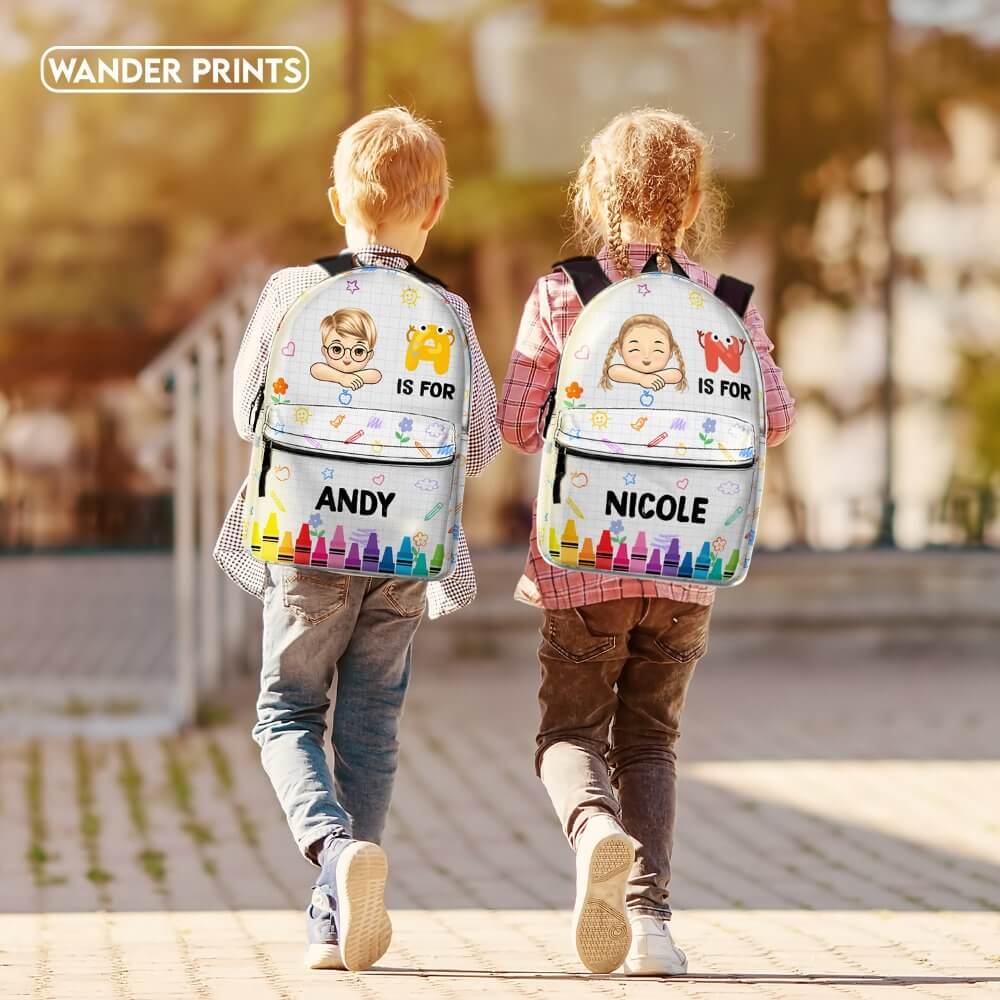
[2,597,1000,999]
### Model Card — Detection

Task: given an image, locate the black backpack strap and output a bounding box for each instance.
[641,252,689,278]
[553,256,612,306]
[715,274,754,317]
[404,260,447,289]
[315,252,447,289]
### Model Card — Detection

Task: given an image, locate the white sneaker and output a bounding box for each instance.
[571,814,635,974]
[623,914,688,976]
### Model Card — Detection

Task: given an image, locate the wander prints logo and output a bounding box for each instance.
[40,45,309,94]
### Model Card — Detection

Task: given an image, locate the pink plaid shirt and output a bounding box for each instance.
[497,243,796,611]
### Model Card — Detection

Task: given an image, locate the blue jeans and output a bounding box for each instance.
[253,565,426,863]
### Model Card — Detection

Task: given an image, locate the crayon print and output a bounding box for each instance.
[345,542,362,571]
[579,536,596,569]
[294,523,312,565]
[724,505,745,527]
[602,437,625,455]
[708,556,724,581]
[378,546,395,573]
[567,497,585,519]
[424,502,444,521]
[662,538,680,577]
[694,542,712,579]
[548,527,561,562]
[250,521,262,555]
[560,520,579,566]
[269,490,286,512]
[647,432,669,448]
[677,551,694,578]
[329,525,346,569]
[724,548,740,579]
[261,513,279,561]
[719,444,735,461]
[277,531,295,564]
[363,532,381,572]
[613,542,630,572]
[311,535,328,567]
[396,536,413,575]
[429,544,445,575]
[413,552,429,577]
[629,531,648,574]
[596,530,614,570]
[304,435,322,449]
[345,430,364,444]
[414,440,432,458]
[646,547,662,575]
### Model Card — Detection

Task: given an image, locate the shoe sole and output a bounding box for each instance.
[305,943,345,971]
[335,842,392,972]
[573,833,635,974]
[624,954,689,976]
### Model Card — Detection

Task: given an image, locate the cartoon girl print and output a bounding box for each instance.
[599,313,688,391]
[310,307,383,390]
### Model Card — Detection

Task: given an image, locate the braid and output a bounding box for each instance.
[670,335,688,391]
[598,338,620,391]
[606,192,632,279]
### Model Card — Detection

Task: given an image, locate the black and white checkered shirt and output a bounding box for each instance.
[213,245,502,618]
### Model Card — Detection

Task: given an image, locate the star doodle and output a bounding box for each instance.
[322,467,335,481]
[345,279,360,294]
[637,283,651,296]
[623,472,637,486]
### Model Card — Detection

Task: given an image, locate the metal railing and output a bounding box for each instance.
[139,265,271,725]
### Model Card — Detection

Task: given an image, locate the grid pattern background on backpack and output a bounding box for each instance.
[245,266,472,581]
[536,271,767,587]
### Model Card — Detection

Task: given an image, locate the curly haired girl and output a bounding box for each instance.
[497,107,796,978]
[599,313,687,391]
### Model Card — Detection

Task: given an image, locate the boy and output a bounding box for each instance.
[214,107,501,972]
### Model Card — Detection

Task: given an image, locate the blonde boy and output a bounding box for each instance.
[214,107,500,972]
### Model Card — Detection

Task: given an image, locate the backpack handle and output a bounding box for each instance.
[315,251,448,289]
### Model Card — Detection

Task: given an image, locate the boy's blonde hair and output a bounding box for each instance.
[332,107,450,238]
[320,308,378,349]
[570,107,723,278]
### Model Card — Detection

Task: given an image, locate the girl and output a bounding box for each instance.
[599,313,687,391]
[497,108,796,976]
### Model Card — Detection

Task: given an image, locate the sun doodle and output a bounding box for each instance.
[293,406,312,425]
[590,410,609,429]
[401,287,420,307]
[688,289,706,309]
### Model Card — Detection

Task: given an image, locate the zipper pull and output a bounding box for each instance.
[251,384,265,433]
[552,445,567,504]
[257,439,272,497]
[541,387,557,436]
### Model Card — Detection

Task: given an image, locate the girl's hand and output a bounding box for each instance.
[640,373,666,390]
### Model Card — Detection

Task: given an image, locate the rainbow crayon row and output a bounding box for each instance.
[248,514,447,577]
[551,520,739,582]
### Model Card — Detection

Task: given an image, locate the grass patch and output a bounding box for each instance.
[25,741,63,886]
[73,737,112,896]
[116,742,148,835]
[137,848,166,882]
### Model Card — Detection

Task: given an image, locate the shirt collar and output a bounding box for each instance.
[342,244,411,270]
[595,242,692,279]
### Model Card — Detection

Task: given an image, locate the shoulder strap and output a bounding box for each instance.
[553,255,612,306]
[714,274,754,317]
[641,252,688,278]
[314,252,448,289]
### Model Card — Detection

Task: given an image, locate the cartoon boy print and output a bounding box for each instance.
[310,307,383,390]
[599,313,688,391]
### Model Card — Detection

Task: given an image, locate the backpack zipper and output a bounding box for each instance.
[258,436,454,497]
[552,442,753,504]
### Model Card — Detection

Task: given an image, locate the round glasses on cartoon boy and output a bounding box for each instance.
[310,307,383,389]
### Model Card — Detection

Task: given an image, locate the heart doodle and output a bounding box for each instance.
[372,473,385,486]
[273,466,291,482]
[676,477,689,490]
[281,341,295,357]
[573,345,590,361]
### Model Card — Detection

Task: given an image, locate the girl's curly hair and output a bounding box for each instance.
[570,108,724,278]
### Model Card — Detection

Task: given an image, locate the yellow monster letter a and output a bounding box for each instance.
[405,323,454,376]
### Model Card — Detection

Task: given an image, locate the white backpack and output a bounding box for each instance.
[536,254,766,586]
[244,254,471,579]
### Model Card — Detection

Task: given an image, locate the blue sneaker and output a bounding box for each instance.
[305,838,392,972]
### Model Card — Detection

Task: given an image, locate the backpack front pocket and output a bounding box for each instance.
[246,403,460,578]
[541,408,758,583]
